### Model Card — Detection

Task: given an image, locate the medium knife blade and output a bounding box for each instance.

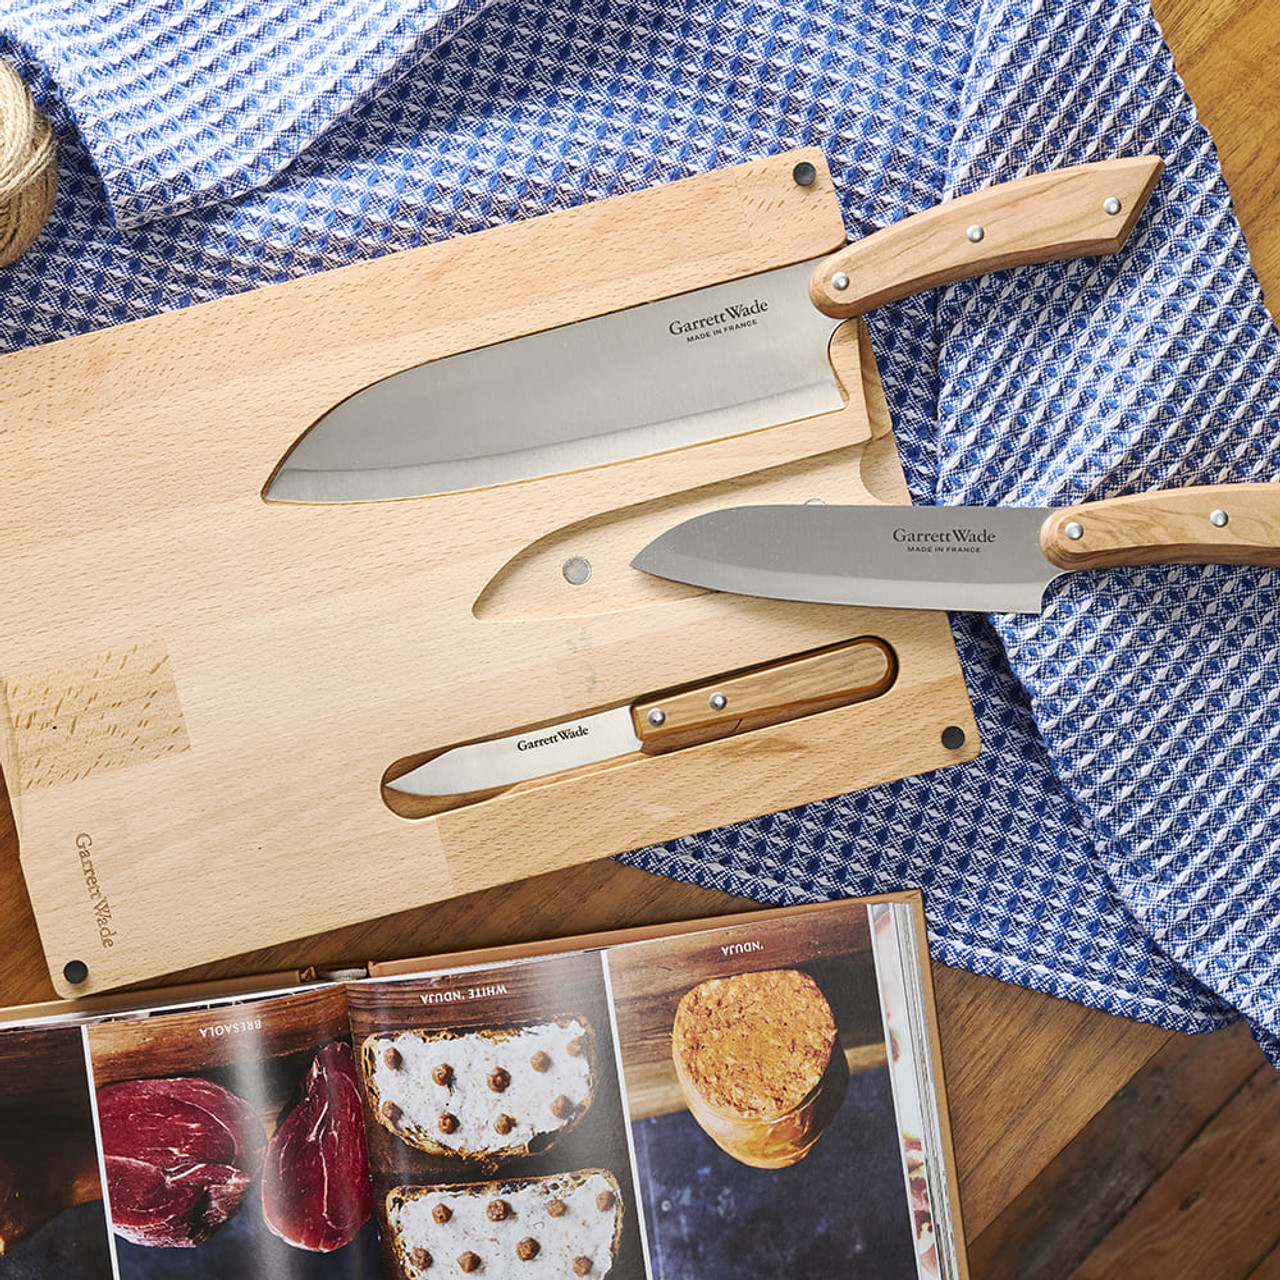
[386,637,897,798]
[630,485,1280,614]
[266,157,1163,503]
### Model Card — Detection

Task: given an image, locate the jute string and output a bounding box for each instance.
[0,61,57,269]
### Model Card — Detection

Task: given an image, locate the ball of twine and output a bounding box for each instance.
[0,61,57,269]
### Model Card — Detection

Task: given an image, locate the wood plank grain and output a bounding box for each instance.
[1150,0,1280,307]
[1245,1242,1280,1280]
[1067,1064,1280,1280]
[930,965,1173,1239]
[968,1020,1265,1280]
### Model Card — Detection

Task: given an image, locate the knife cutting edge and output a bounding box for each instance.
[266,155,1164,503]
[629,485,1280,615]
[384,636,897,801]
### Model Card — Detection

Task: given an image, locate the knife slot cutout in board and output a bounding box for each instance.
[381,637,898,818]
[472,443,867,622]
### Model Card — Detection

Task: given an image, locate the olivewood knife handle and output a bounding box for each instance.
[809,155,1165,318]
[631,636,897,753]
[1040,483,1280,571]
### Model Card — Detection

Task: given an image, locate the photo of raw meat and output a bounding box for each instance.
[96,1076,265,1247]
[262,1041,372,1252]
[86,987,380,1278]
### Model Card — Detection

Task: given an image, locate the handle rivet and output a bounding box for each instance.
[1064,520,1085,541]
[1210,509,1229,528]
[792,160,817,187]
[1103,196,1123,216]
[966,224,985,243]
[647,708,666,726]
[562,556,591,585]
[709,692,728,711]
[830,271,850,292]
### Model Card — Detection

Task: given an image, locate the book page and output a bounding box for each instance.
[0,892,966,1280]
[347,952,644,1279]
[870,901,967,1280]
[83,985,381,1277]
[604,906,921,1279]
[0,1023,112,1277]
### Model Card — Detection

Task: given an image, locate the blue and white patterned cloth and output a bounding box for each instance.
[4,0,1278,1063]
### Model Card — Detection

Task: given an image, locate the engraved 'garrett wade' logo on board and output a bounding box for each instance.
[668,298,770,342]
[516,724,590,752]
[76,832,119,949]
[892,526,998,556]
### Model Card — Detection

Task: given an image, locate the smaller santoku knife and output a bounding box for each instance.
[385,637,896,800]
[630,485,1280,614]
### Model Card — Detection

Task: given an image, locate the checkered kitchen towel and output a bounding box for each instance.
[4,0,1278,1063]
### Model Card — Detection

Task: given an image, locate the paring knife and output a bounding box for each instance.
[385,637,896,798]
[266,156,1164,503]
[629,486,1280,614]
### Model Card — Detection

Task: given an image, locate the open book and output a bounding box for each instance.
[0,891,967,1279]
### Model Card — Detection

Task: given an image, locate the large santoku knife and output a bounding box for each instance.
[267,156,1163,502]
[386,637,896,799]
[630,485,1280,614]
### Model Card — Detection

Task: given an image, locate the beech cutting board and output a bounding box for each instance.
[0,150,977,995]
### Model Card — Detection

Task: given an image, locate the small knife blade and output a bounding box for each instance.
[266,156,1163,503]
[630,485,1280,614]
[386,637,896,798]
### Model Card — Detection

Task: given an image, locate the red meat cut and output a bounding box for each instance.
[97,1076,266,1247]
[262,1040,372,1252]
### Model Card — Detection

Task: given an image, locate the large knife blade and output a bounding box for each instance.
[630,485,1280,614]
[386,637,896,799]
[266,156,1163,503]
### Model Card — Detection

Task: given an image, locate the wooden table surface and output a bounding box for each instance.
[0,0,1275,1265]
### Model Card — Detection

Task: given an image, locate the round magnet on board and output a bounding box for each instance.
[792,160,817,186]
[941,726,966,750]
[63,959,89,985]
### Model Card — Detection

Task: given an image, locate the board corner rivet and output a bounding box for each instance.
[792,160,817,187]
[63,959,89,985]
[941,725,966,750]
[1064,520,1085,541]
[1103,196,1122,215]
[966,224,985,243]
[1210,508,1229,528]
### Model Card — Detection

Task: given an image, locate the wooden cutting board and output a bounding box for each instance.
[0,149,978,996]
